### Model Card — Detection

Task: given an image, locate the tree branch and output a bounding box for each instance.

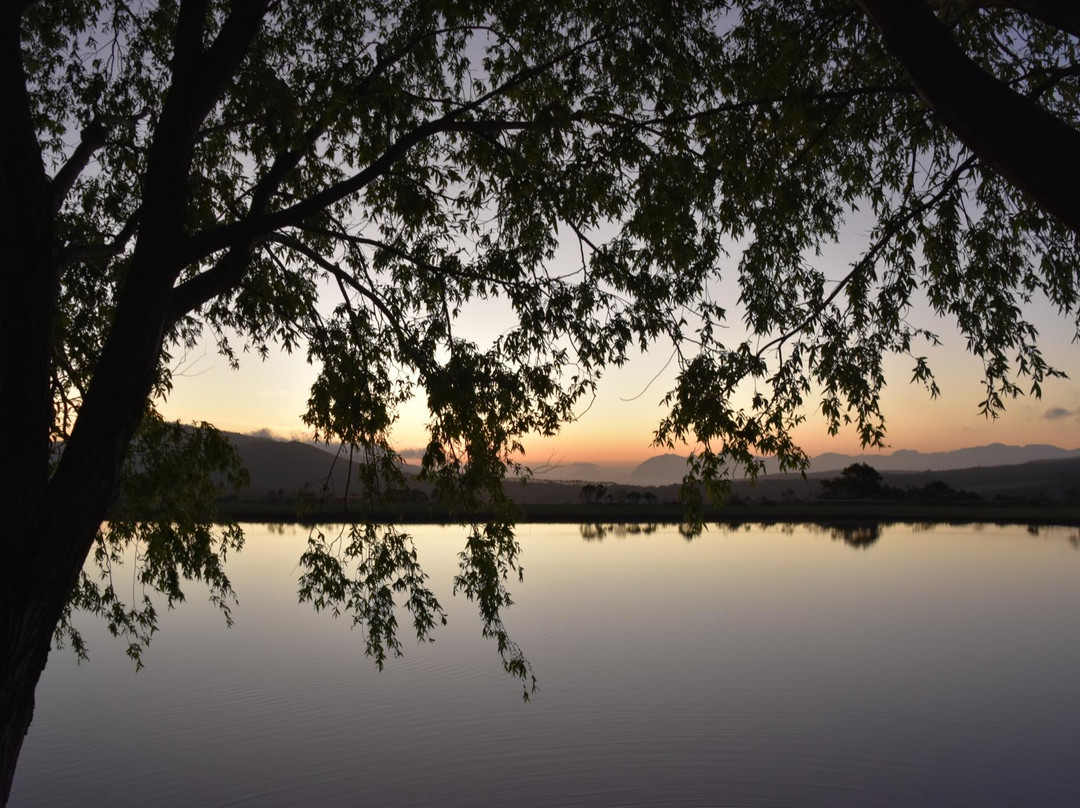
[755,154,979,357]
[167,107,344,323]
[49,120,107,216]
[49,113,148,216]
[166,245,253,327]
[269,233,433,375]
[970,0,1080,39]
[177,32,600,267]
[180,115,548,267]
[858,0,1080,235]
[296,222,470,279]
[171,0,211,77]
[57,210,142,265]
[683,84,915,127]
[188,0,271,122]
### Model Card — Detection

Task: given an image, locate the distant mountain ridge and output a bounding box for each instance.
[553,443,1080,486]
[228,431,1080,491]
[221,431,1080,507]
[809,443,1080,474]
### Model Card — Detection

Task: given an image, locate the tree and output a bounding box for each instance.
[3,1,1079,801]
[579,483,608,504]
[819,462,890,499]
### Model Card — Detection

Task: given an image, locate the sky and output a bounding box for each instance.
[146,15,1080,469]
[156,328,1080,466]
[157,247,1080,466]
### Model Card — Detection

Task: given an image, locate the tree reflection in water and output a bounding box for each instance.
[579,523,661,541]
[830,524,883,549]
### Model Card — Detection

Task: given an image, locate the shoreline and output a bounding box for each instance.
[210,500,1080,527]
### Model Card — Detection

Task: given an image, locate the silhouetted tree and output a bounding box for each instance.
[579,483,608,504]
[820,463,891,499]
[905,480,980,502]
[4,2,1080,800]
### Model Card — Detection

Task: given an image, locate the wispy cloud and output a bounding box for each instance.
[1043,407,1074,421]
[397,447,427,459]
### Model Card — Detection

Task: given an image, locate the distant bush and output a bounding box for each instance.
[905,480,980,502]
[579,483,607,504]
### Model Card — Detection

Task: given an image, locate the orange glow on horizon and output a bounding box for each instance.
[158,317,1080,467]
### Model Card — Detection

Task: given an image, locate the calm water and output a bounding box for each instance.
[12,522,1080,807]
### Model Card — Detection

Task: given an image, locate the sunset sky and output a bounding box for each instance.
[157,257,1080,466]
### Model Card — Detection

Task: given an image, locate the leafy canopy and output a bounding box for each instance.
[28,0,1080,686]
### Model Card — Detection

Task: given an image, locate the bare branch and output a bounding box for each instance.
[49,120,107,216]
[57,211,141,265]
[166,245,252,327]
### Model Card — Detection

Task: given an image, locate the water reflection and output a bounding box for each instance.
[14,522,1080,808]
[584,519,889,548]
[578,522,660,541]
[578,520,1080,552]
[830,523,882,549]
[577,521,705,541]
[777,521,883,549]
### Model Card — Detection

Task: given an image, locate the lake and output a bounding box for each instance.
[11,522,1080,807]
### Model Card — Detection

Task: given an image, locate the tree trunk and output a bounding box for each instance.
[0,233,171,805]
[0,667,41,806]
[0,581,71,806]
[0,491,111,805]
[0,5,265,802]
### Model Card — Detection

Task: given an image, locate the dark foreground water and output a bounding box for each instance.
[12,522,1080,807]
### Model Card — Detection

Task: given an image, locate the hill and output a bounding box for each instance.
[222,432,1080,508]
[808,443,1080,474]
[226,434,420,499]
[525,443,1080,485]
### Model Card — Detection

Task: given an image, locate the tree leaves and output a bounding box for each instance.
[299,524,447,670]
[53,413,248,667]
[31,0,1080,686]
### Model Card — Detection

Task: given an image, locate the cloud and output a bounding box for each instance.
[1043,407,1074,421]
[247,427,280,440]
[397,447,427,459]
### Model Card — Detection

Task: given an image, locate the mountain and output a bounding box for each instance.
[613,443,1080,486]
[230,437,358,497]
[507,456,1080,505]
[628,454,692,486]
[808,443,1080,473]
[224,431,1080,497]
[225,433,420,498]
[529,462,607,482]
